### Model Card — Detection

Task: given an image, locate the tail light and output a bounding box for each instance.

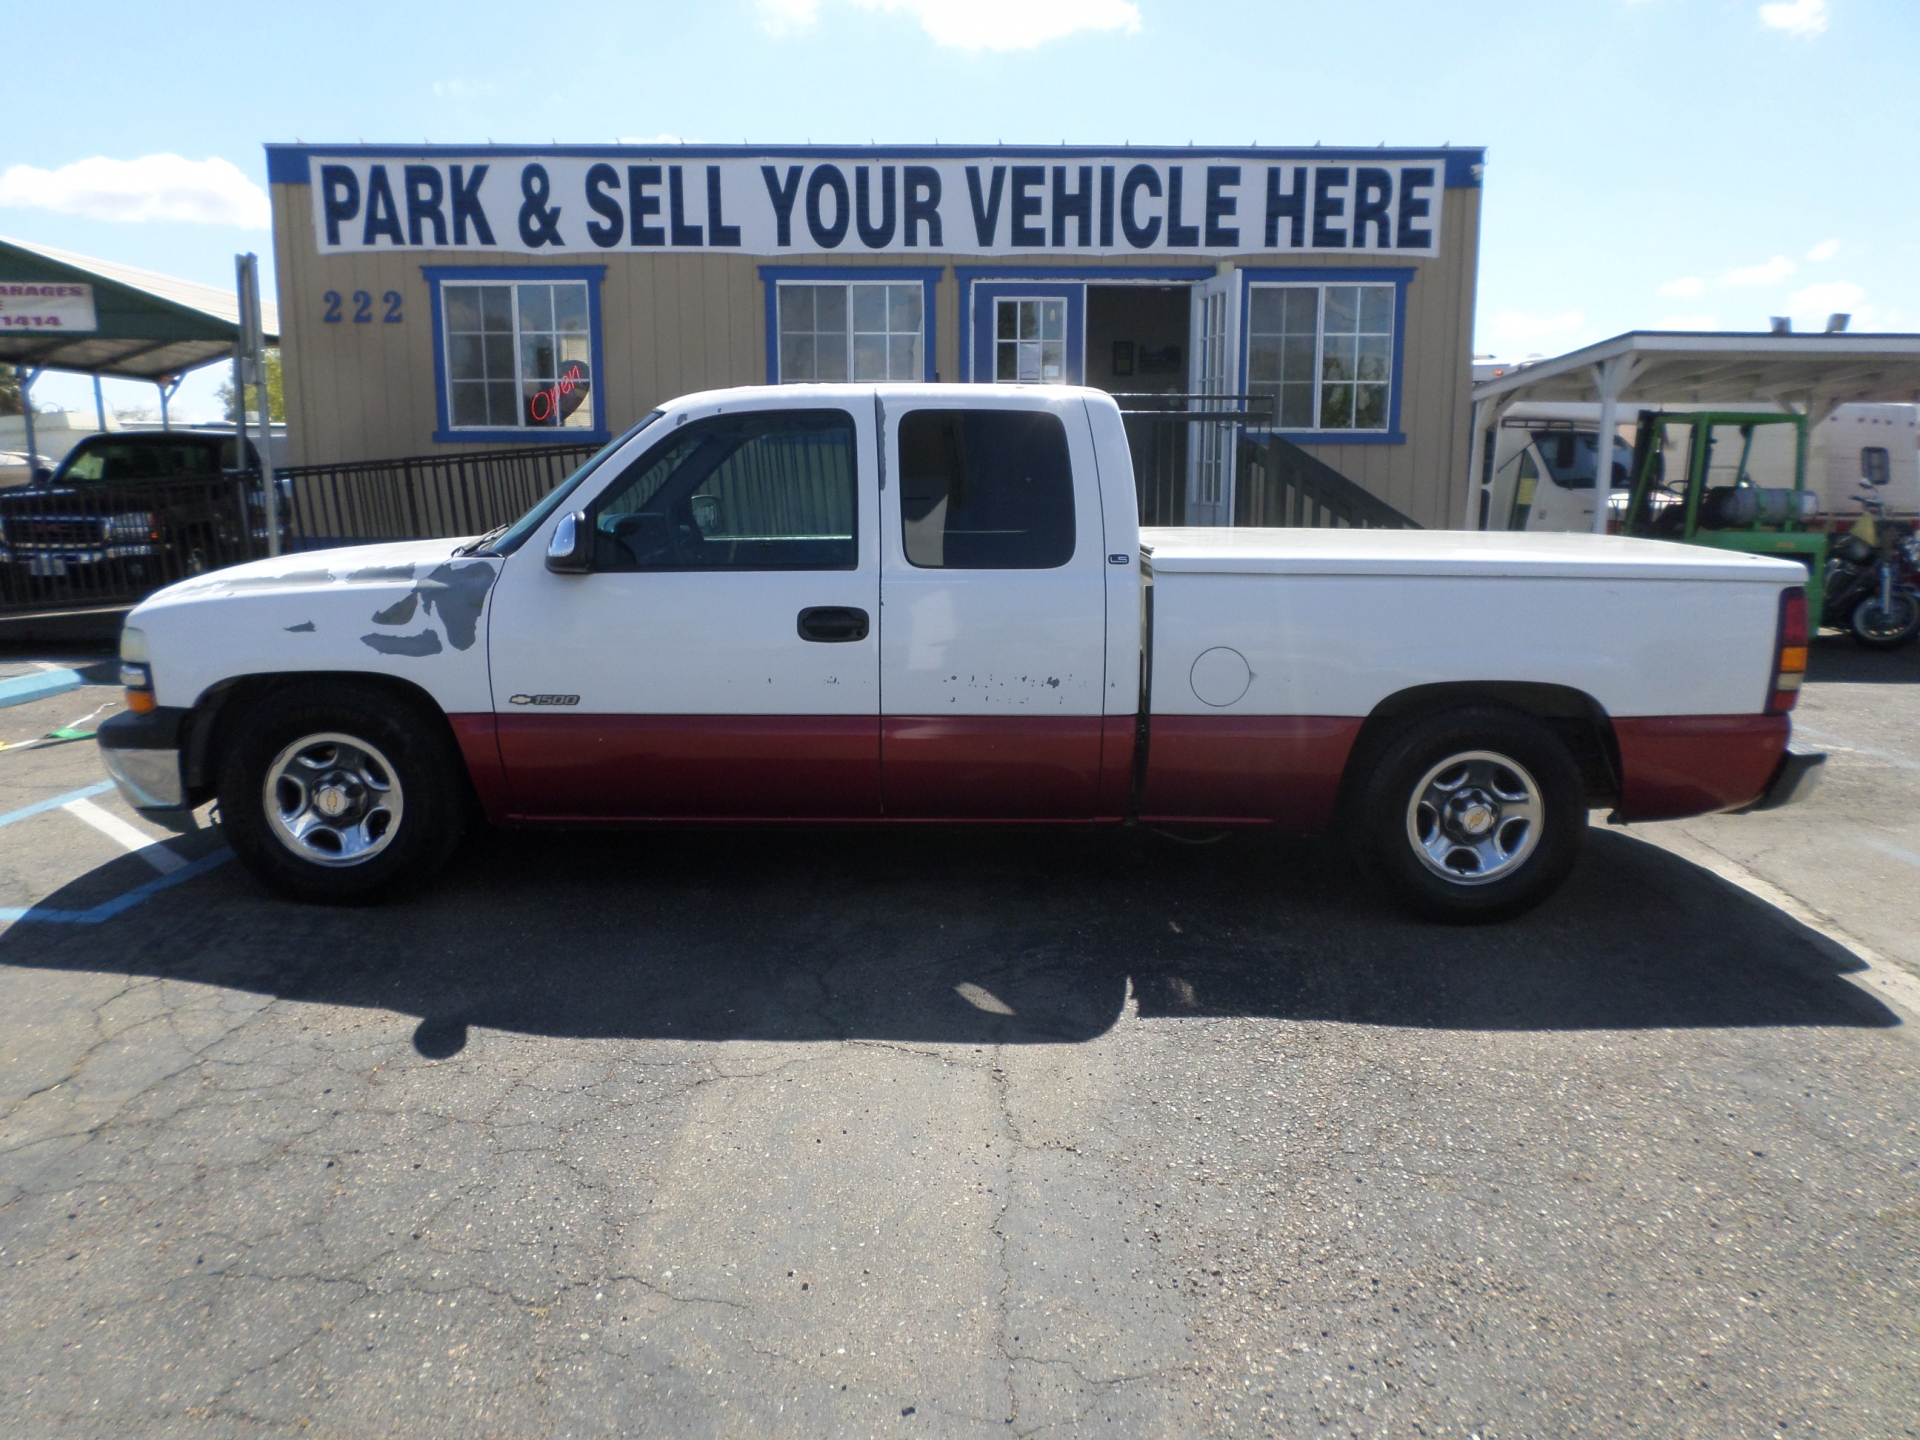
[1767,588,1808,713]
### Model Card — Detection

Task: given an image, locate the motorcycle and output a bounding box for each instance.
[1823,494,1920,650]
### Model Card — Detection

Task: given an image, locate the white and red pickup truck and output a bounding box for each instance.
[99,384,1823,919]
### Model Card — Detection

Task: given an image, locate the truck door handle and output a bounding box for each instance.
[797,606,869,643]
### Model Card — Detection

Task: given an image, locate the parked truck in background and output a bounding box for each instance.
[99,384,1821,921]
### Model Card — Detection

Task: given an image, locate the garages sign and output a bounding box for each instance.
[0,282,97,332]
[307,154,1446,259]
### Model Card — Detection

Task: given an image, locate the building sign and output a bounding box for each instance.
[307,154,1446,259]
[0,282,98,332]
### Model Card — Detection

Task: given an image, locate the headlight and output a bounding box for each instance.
[120,627,150,663]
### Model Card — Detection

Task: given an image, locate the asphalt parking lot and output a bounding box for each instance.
[1,639,1916,1439]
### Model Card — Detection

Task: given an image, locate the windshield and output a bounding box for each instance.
[484,410,665,555]
[1530,430,1634,490]
[56,437,240,484]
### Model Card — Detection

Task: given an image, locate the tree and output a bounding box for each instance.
[0,367,20,418]
[217,348,285,423]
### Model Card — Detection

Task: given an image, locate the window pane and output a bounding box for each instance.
[997,301,1018,340]
[449,333,484,381]
[1247,340,1280,386]
[1322,334,1357,382]
[780,286,815,333]
[889,334,919,380]
[487,382,518,426]
[1321,382,1354,430]
[445,286,482,332]
[1280,383,1315,429]
[1284,288,1318,331]
[851,332,888,381]
[889,284,922,332]
[816,285,847,333]
[518,283,553,333]
[591,410,858,571]
[1041,300,1064,341]
[851,284,886,333]
[781,334,816,381]
[1248,289,1284,332]
[484,335,514,379]
[1018,302,1038,340]
[480,287,513,331]
[898,409,1075,569]
[553,284,589,332]
[1040,341,1065,383]
[1324,287,1358,334]
[1354,384,1388,430]
[452,382,488,426]
[816,333,849,382]
[996,342,1018,381]
[1356,335,1391,383]
[1359,286,1394,334]
[1282,335,1316,383]
[521,334,557,381]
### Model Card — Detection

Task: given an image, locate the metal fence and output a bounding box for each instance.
[281,443,602,548]
[1116,395,1419,530]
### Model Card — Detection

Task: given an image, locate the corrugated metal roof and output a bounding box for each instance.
[0,234,276,380]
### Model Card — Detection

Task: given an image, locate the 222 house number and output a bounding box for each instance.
[323,290,402,324]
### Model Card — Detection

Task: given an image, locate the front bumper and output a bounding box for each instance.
[97,706,198,830]
[1741,745,1827,812]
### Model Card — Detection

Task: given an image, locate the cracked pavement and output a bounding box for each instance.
[0,637,1916,1437]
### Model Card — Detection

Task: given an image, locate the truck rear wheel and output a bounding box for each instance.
[216,681,467,903]
[1351,706,1586,922]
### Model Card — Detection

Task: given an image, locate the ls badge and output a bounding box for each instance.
[508,694,580,706]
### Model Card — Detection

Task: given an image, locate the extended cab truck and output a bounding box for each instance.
[98,385,1824,920]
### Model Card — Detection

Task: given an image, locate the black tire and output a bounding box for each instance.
[216,680,468,903]
[1349,706,1587,922]
[1849,589,1920,651]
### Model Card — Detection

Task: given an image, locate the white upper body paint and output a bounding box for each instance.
[124,385,1808,723]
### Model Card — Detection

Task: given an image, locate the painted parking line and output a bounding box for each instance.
[0,849,232,925]
[0,668,83,709]
[0,780,115,828]
[61,797,188,874]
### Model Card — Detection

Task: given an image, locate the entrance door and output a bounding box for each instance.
[879,391,1111,818]
[488,399,881,818]
[1186,271,1240,526]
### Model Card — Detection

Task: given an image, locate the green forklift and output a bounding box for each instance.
[1620,410,1831,627]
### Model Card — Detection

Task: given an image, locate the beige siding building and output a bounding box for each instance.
[268,144,1482,528]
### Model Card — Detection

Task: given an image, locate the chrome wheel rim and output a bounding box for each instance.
[262,731,403,868]
[1405,749,1543,886]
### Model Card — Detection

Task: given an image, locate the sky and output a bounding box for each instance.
[2,0,1912,425]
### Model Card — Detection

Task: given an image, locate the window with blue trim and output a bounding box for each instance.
[1247,283,1395,432]
[443,279,595,432]
[778,281,922,382]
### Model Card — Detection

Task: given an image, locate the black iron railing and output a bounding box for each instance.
[1236,432,1421,530]
[280,443,602,548]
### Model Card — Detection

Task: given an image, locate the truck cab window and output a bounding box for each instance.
[897,409,1075,569]
[1861,446,1891,487]
[589,409,857,571]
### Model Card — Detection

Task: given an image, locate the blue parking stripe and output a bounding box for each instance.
[0,781,115,829]
[0,669,83,709]
[0,848,232,924]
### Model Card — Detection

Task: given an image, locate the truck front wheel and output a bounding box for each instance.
[216,682,467,903]
[1351,706,1586,922]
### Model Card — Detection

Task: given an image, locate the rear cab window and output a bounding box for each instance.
[896,408,1075,569]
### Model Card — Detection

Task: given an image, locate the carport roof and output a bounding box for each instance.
[0,235,278,381]
[1471,330,1920,412]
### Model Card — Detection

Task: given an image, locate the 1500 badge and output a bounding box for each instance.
[508,694,580,706]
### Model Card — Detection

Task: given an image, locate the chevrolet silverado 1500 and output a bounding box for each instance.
[98,384,1823,919]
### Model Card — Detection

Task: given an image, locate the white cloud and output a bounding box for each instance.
[433,79,497,99]
[757,0,1142,49]
[1807,238,1840,261]
[1657,314,1723,330]
[1658,276,1705,299]
[0,154,269,228]
[1759,0,1828,37]
[1721,255,1795,287]
[1787,280,1865,319]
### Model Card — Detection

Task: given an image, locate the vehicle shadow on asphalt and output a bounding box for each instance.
[0,818,1898,1055]
[1808,631,1920,684]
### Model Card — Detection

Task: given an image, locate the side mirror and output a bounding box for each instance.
[32,465,52,485]
[545,511,593,574]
